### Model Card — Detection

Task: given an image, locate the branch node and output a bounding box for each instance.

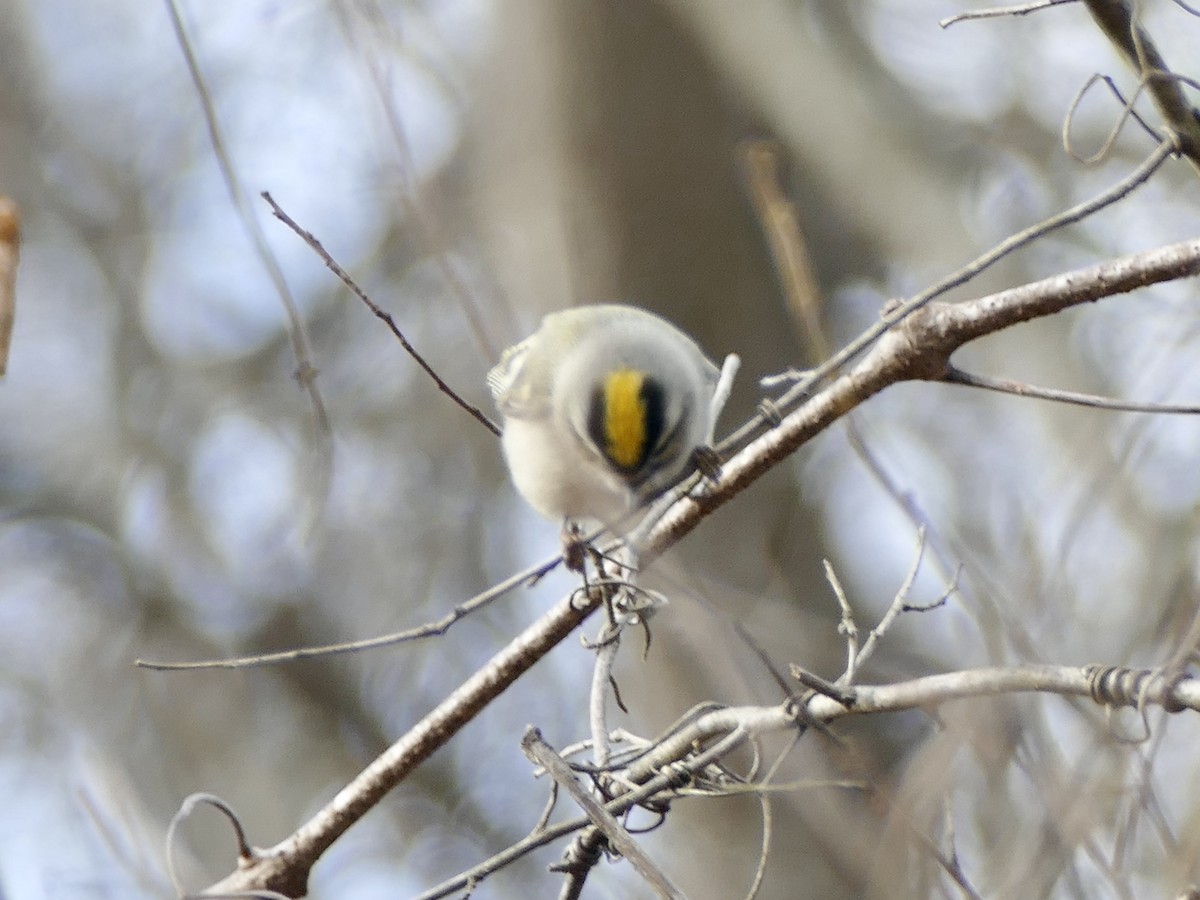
[790,665,858,707]
[756,397,785,427]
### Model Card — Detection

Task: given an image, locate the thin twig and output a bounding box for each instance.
[261,191,501,437]
[135,550,562,669]
[1063,73,1164,164]
[791,666,858,707]
[743,730,802,900]
[941,0,1077,27]
[589,623,620,768]
[944,365,1200,413]
[586,549,644,769]
[165,794,292,900]
[418,725,755,900]
[522,728,685,899]
[741,139,826,361]
[851,528,927,676]
[824,560,861,683]
[903,566,962,613]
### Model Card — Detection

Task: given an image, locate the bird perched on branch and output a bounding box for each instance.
[488,304,737,531]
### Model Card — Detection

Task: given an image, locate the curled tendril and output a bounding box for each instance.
[1063,73,1162,164]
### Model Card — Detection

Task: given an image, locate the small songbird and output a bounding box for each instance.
[488,304,733,529]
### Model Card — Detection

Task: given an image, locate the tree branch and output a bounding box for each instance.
[641,235,1200,563]
[203,587,604,897]
[616,664,1200,781]
[261,191,501,438]
[420,663,1199,897]
[522,727,685,899]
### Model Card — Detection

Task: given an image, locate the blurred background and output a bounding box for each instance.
[2,1,1200,897]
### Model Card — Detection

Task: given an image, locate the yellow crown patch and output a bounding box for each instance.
[602,368,648,471]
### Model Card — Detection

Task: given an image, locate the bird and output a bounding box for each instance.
[488,304,735,531]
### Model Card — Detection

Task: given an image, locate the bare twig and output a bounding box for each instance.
[944,365,1200,413]
[262,191,501,437]
[135,550,562,669]
[588,621,621,768]
[790,666,858,707]
[417,725,755,900]
[824,560,860,682]
[0,196,17,376]
[522,727,685,899]
[848,528,928,680]
[941,0,1077,28]
[585,550,645,770]
[743,730,802,900]
[533,780,560,833]
[903,566,962,613]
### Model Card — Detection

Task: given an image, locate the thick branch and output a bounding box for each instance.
[204,589,603,897]
[629,664,1200,779]
[642,236,1200,560]
[420,663,1199,898]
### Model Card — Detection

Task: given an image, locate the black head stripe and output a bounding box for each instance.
[638,377,667,470]
[586,385,607,464]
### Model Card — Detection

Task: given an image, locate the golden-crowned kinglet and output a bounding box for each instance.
[488,304,735,527]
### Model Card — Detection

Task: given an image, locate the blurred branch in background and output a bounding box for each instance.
[163,0,330,436]
[0,196,17,376]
